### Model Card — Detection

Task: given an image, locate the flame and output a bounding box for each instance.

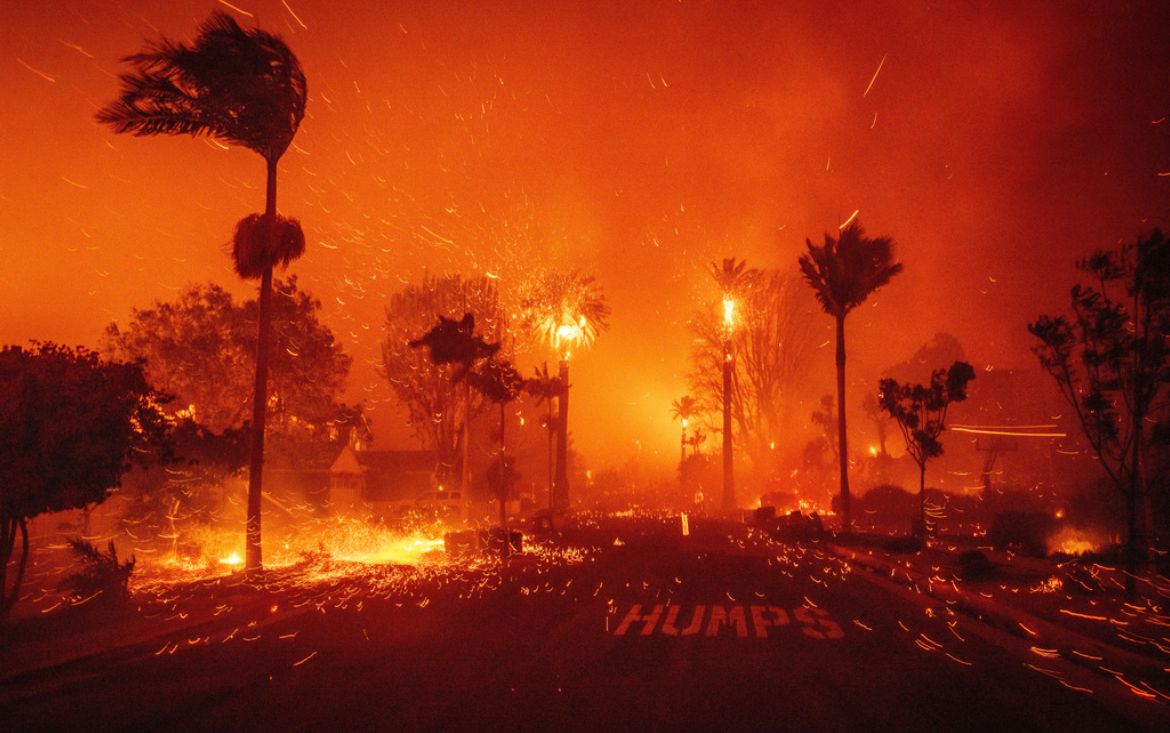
[722,297,735,328]
[1047,526,1102,556]
[143,516,454,583]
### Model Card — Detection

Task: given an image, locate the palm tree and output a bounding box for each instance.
[708,258,759,512]
[521,271,610,512]
[410,312,501,501]
[525,363,563,511]
[670,395,699,466]
[798,220,902,534]
[98,12,307,572]
[469,357,524,534]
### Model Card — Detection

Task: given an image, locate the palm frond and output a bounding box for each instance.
[231,213,305,279]
[97,11,306,162]
[798,220,902,317]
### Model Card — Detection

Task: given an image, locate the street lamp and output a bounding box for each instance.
[721,295,736,513]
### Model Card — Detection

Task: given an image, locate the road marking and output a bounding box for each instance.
[612,603,844,639]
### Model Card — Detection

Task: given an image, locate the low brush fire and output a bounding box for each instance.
[1046,526,1109,558]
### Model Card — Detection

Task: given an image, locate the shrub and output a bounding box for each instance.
[882,535,923,554]
[858,484,917,524]
[955,549,995,580]
[988,511,1054,557]
[59,539,136,605]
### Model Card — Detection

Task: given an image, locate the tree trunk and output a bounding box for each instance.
[554,359,570,511]
[1,518,29,620]
[499,400,507,531]
[680,427,687,469]
[918,462,927,541]
[981,450,999,504]
[1,517,13,618]
[1124,486,1139,598]
[835,315,851,534]
[722,338,734,512]
[462,377,471,496]
[245,158,279,573]
[547,398,554,512]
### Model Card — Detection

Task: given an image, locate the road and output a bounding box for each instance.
[1,516,1162,731]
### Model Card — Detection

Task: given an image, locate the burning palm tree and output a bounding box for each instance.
[709,258,759,512]
[521,271,610,511]
[671,395,699,466]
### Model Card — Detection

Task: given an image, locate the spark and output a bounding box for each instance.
[16,58,57,82]
[216,0,254,18]
[951,427,1066,438]
[838,209,860,230]
[292,650,318,667]
[281,0,308,29]
[58,40,94,58]
[862,53,887,97]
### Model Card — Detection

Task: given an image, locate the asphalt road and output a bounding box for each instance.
[1,516,1162,732]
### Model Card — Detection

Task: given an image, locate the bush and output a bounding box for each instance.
[988,511,1054,557]
[882,535,923,554]
[59,539,136,605]
[857,484,917,525]
[956,549,995,580]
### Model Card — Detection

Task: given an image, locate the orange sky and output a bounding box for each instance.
[2,0,1168,469]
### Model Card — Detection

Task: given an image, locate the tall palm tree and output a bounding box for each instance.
[97,12,307,571]
[798,220,902,534]
[709,258,759,512]
[670,395,699,466]
[525,363,563,511]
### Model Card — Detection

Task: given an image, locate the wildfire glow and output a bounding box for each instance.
[540,313,593,360]
[722,297,735,328]
[1047,526,1102,556]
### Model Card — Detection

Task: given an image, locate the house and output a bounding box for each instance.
[328,444,439,511]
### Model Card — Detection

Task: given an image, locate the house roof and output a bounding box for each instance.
[330,445,437,475]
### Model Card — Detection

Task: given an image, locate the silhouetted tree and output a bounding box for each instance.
[861,392,889,457]
[878,361,976,540]
[469,357,524,530]
[98,12,308,572]
[104,279,354,442]
[0,344,169,619]
[384,275,502,486]
[410,313,500,378]
[524,363,564,510]
[521,271,610,511]
[690,269,816,477]
[810,394,838,462]
[671,395,700,467]
[409,310,500,495]
[707,258,760,511]
[1030,229,1170,594]
[799,220,903,533]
